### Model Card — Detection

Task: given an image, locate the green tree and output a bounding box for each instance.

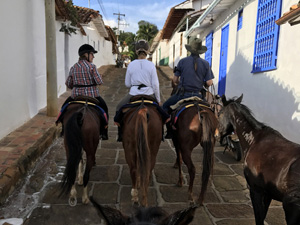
[136,20,159,45]
[118,31,137,60]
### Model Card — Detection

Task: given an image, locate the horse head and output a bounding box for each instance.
[218,94,243,139]
[90,197,197,225]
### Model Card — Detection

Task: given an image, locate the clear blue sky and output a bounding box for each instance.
[72,0,185,34]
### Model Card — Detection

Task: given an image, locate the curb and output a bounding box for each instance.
[156,66,173,80]
[0,125,60,204]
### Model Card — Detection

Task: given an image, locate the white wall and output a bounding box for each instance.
[0,1,116,140]
[0,0,47,139]
[200,0,300,143]
[168,32,188,69]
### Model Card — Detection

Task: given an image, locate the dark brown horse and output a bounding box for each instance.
[122,99,163,206]
[60,102,101,206]
[171,99,218,205]
[219,94,300,225]
[90,196,197,225]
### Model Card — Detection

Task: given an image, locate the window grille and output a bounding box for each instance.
[205,32,213,66]
[237,9,243,31]
[252,0,282,73]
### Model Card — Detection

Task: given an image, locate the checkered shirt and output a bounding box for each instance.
[66,60,103,98]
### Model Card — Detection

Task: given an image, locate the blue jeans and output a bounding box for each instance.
[163,92,202,112]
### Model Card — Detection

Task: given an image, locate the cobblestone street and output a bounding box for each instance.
[0,66,286,225]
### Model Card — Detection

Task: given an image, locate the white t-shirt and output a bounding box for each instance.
[125,59,161,102]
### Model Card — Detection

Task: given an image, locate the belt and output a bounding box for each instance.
[184,90,201,95]
[132,84,147,90]
[73,84,96,87]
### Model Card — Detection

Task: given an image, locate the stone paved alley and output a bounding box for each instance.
[0,66,286,225]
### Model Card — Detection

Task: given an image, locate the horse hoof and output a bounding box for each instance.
[189,200,196,206]
[82,197,90,204]
[69,196,77,207]
[176,181,183,187]
[132,201,140,207]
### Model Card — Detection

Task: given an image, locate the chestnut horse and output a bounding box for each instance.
[218,94,300,225]
[122,99,163,206]
[60,102,102,206]
[170,99,218,205]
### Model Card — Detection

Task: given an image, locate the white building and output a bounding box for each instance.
[0,0,117,140]
[151,0,300,143]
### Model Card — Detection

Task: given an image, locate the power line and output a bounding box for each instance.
[96,0,108,20]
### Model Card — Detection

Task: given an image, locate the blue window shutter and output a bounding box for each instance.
[252,0,282,73]
[237,9,243,31]
[205,32,213,66]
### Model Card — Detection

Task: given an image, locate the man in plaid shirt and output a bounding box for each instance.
[62,44,109,140]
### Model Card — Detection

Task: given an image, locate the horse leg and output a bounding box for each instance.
[181,150,195,204]
[81,154,95,204]
[129,167,139,205]
[173,138,183,186]
[77,159,84,186]
[283,193,300,225]
[69,185,77,207]
[173,151,182,169]
[249,188,271,225]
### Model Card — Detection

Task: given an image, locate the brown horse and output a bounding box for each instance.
[90,196,197,225]
[218,94,300,225]
[60,101,101,206]
[170,99,218,205]
[122,99,163,206]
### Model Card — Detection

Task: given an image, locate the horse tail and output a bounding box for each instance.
[135,107,151,198]
[199,110,218,204]
[60,111,83,196]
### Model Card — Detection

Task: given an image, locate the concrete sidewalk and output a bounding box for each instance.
[0,65,115,205]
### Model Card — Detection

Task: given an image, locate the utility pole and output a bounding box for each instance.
[113,12,125,43]
[45,0,58,116]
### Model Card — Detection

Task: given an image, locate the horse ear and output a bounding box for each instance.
[160,205,197,225]
[90,197,129,225]
[221,95,228,106]
[236,94,243,104]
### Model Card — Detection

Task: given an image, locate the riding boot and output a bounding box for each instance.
[117,126,123,142]
[101,127,108,140]
[165,122,173,139]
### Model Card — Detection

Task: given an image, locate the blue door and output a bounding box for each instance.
[218,24,229,96]
[205,32,213,66]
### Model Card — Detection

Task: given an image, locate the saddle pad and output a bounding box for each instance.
[170,96,203,110]
[56,101,108,125]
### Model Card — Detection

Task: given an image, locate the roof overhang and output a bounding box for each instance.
[276,4,300,26]
[149,30,162,53]
[92,16,109,38]
[185,0,237,37]
[161,7,194,40]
